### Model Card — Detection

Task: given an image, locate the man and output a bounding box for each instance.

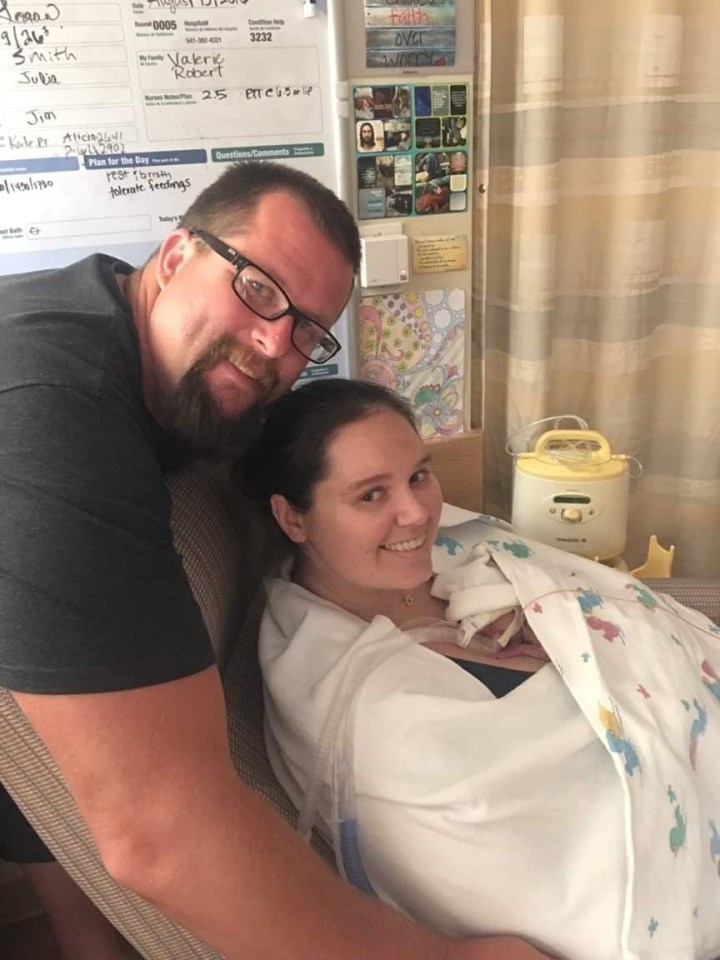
[0,162,549,960]
[358,121,378,151]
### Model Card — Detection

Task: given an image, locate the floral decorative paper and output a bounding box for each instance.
[358,288,465,438]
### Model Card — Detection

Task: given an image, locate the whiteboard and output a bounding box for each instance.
[0,0,343,263]
[0,0,354,374]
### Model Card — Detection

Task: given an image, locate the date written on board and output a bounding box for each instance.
[0,25,50,49]
[145,0,249,12]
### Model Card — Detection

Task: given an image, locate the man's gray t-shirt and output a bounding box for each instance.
[0,254,213,694]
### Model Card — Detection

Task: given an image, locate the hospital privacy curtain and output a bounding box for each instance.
[472,0,720,576]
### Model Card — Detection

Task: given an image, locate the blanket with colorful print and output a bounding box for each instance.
[260,516,720,960]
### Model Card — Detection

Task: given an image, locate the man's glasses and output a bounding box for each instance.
[189,227,342,365]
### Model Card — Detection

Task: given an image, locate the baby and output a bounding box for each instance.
[431,543,548,661]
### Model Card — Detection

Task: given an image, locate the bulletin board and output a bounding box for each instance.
[353,81,469,221]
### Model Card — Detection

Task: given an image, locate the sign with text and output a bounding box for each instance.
[364,0,456,69]
[412,234,467,273]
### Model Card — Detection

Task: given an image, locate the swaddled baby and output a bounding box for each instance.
[431,542,548,661]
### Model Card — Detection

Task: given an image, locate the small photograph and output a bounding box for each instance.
[431,85,449,115]
[357,156,379,188]
[415,151,451,216]
[356,151,416,220]
[376,155,395,190]
[393,154,413,187]
[442,116,468,148]
[371,86,395,119]
[415,151,450,185]
[449,151,468,174]
[416,181,451,215]
[450,173,468,192]
[357,120,384,153]
[358,188,386,220]
[386,189,413,217]
[414,85,432,117]
[450,83,468,116]
[415,117,441,150]
[383,120,411,151]
[449,191,467,212]
[392,85,411,118]
[354,86,374,119]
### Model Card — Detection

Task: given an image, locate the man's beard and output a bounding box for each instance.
[164,336,275,461]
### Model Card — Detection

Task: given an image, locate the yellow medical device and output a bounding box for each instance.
[511,430,630,561]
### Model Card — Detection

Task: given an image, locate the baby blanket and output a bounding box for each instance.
[260,517,720,960]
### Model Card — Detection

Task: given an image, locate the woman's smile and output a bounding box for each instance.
[380,535,427,552]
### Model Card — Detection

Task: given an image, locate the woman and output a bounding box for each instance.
[243,379,720,960]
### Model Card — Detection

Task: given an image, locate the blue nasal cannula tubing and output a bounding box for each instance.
[296,620,459,894]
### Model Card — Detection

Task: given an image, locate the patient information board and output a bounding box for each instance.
[0,0,339,273]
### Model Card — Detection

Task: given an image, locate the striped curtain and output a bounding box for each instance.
[473,0,720,576]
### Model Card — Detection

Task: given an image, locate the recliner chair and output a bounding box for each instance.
[1,460,718,959]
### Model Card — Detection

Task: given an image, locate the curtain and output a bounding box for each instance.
[472,0,720,576]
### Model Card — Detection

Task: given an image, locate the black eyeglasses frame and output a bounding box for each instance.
[188,226,342,365]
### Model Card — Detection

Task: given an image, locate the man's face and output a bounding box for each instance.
[360,124,374,145]
[140,191,354,457]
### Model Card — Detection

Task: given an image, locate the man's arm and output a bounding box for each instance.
[14,667,552,960]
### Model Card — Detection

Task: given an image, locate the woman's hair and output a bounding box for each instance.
[242,379,417,511]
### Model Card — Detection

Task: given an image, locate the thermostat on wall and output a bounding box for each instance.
[360,231,409,288]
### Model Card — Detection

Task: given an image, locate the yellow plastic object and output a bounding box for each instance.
[512,429,630,561]
[515,429,628,481]
[629,535,675,579]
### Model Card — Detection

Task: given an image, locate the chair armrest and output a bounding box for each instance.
[641,578,720,625]
[168,461,274,672]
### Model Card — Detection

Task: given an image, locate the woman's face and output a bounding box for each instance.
[276,409,443,601]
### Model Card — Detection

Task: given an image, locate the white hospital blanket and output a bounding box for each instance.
[260,517,720,960]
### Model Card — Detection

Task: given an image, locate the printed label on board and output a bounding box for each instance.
[213,143,325,162]
[412,235,468,273]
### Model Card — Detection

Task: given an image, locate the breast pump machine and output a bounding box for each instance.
[509,418,639,563]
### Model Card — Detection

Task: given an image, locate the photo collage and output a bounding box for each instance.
[354,82,469,220]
